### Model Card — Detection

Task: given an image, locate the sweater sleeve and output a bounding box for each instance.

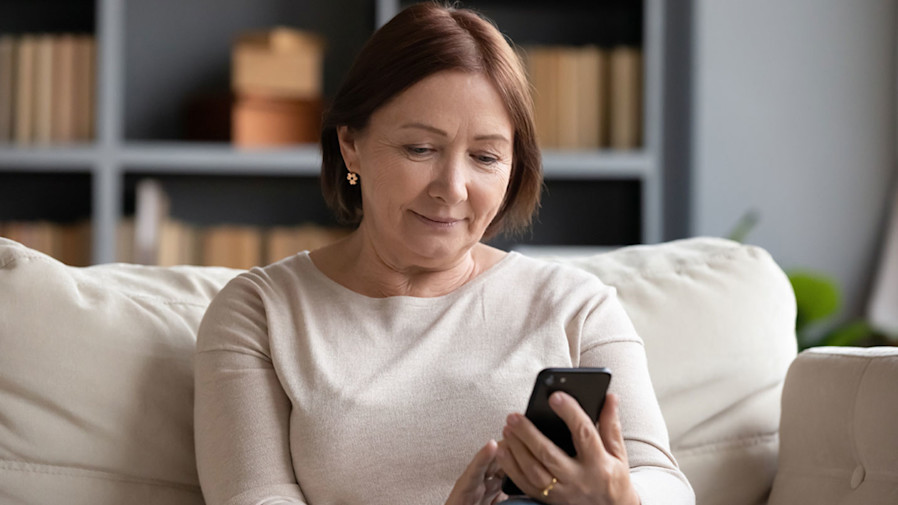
[577,284,695,505]
[194,273,307,505]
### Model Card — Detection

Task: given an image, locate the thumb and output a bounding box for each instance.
[458,440,499,489]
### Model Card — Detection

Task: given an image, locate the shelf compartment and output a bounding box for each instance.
[121,172,340,228]
[397,0,642,46]
[0,0,95,34]
[123,0,373,141]
[0,170,92,221]
[0,170,94,266]
[489,178,642,250]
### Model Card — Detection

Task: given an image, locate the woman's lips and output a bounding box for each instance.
[412,211,462,227]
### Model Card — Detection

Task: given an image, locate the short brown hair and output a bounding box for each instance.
[320,2,541,239]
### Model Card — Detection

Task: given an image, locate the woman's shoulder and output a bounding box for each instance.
[496,251,615,303]
[503,251,610,286]
[214,251,310,290]
[205,251,327,313]
[196,252,324,351]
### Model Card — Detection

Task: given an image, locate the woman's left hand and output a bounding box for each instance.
[496,392,640,505]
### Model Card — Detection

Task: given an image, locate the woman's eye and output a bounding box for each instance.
[475,154,499,165]
[405,146,431,156]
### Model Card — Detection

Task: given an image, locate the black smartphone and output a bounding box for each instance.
[501,367,612,496]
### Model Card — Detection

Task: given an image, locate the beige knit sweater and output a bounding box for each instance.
[194,251,694,505]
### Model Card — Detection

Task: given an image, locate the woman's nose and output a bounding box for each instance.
[428,153,468,205]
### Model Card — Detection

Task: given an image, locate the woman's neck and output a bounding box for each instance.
[309,231,504,298]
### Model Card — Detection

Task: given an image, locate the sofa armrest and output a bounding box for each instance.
[768,347,898,505]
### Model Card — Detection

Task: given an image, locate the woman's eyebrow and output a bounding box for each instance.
[400,122,447,136]
[400,122,509,144]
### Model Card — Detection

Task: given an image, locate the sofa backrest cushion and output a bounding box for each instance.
[547,237,798,505]
[0,238,239,505]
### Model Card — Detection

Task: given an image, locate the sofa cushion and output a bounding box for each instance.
[0,236,797,505]
[768,347,898,505]
[0,238,239,505]
[548,237,798,505]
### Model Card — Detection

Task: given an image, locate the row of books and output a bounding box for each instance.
[0,33,96,145]
[523,45,642,150]
[118,219,349,269]
[0,220,92,266]
[122,178,350,268]
[0,219,349,269]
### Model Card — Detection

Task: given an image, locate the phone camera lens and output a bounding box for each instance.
[545,375,555,386]
[560,377,567,384]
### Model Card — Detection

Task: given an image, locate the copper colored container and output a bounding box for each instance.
[232,94,322,147]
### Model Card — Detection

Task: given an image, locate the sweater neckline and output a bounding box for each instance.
[297,250,521,305]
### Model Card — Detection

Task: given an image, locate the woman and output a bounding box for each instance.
[194,3,694,505]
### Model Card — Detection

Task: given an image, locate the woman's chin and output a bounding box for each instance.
[402,239,474,269]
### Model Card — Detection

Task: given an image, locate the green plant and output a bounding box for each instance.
[788,269,839,349]
[728,211,893,350]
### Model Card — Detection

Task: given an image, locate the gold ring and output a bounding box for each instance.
[541,477,557,497]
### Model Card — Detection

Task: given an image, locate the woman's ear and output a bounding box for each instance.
[336,125,360,174]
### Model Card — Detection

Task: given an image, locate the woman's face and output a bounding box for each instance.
[338,70,514,269]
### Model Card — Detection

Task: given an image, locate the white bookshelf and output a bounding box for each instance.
[0,0,667,264]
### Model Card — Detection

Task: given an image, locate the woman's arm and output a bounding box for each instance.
[498,281,694,505]
[194,274,306,505]
[575,287,694,505]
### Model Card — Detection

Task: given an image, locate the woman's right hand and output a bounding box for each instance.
[446,440,509,505]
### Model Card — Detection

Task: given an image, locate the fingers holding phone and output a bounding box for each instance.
[497,368,641,505]
[445,440,509,505]
[550,390,625,462]
[497,413,573,499]
[499,393,639,505]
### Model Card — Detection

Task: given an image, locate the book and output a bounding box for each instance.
[52,35,77,143]
[78,35,95,141]
[157,219,199,267]
[202,225,263,269]
[1,220,92,265]
[577,46,607,149]
[117,218,135,263]
[526,45,613,150]
[526,46,558,148]
[555,47,580,149]
[3,221,58,260]
[68,35,95,142]
[0,36,15,142]
[544,47,561,148]
[266,224,349,263]
[14,35,36,145]
[34,35,54,145]
[609,46,642,150]
[56,219,91,266]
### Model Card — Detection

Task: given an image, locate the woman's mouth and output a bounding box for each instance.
[412,211,462,228]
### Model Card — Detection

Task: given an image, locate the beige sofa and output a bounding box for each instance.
[1,236,895,505]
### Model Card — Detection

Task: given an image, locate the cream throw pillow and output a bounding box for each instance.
[547,238,798,505]
[0,238,238,505]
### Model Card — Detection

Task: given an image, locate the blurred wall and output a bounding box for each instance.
[689,0,897,322]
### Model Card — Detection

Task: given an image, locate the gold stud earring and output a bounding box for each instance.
[346,171,359,185]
